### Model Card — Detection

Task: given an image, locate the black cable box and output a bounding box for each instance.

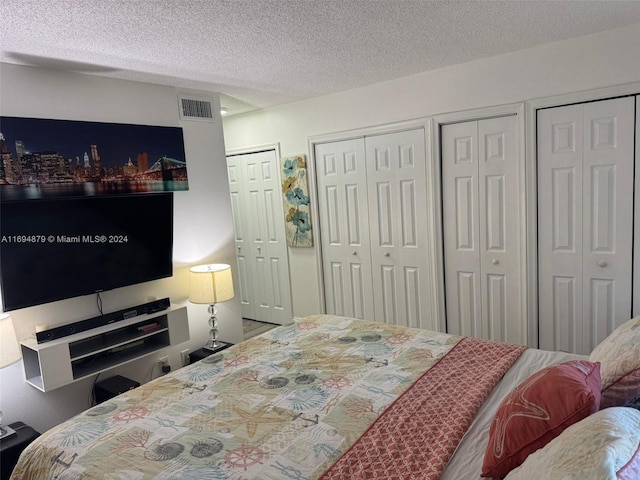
[36,297,171,343]
[95,375,140,404]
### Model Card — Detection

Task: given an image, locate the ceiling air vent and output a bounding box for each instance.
[178,95,215,122]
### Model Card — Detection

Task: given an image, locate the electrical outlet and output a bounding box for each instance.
[180,349,190,366]
[158,356,171,375]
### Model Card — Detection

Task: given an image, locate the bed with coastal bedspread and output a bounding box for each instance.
[10,314,640,480]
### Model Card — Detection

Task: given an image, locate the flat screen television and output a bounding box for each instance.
[0,193,173,311]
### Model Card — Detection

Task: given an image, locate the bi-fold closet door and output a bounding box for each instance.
[315,128,431,329]
[441,115,522,344]
[315,138,374,321]
[227,150,293,325]
[537,96,636,354]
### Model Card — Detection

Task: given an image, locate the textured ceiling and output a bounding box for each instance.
[2,0,640,116]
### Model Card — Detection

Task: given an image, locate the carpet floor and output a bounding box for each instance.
[242,318,277,340]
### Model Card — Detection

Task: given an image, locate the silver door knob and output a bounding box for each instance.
[352,251,357,256]
[597,260,608,268]
[384,252,390,257]
[492,259,499,265]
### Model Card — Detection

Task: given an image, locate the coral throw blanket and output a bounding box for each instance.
[321,337,526,480]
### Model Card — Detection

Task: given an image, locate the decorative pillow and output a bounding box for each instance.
[481,360,601,478]
[590,315,640,408]
[504,407,640,480]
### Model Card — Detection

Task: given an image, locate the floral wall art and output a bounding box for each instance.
[281,154,313,247]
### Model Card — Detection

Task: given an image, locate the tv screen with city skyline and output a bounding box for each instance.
[0,193,174,311]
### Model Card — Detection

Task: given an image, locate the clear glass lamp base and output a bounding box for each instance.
[203,340,232,352]
[203,303,230,352]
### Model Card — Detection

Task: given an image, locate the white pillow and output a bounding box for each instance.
[505,407,640,480]
[589,315,640,408]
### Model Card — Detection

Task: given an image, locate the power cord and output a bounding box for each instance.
[96,291,103,315]
[88,372,101,407]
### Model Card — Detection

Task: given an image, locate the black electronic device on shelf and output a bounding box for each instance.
[35,297,171,343]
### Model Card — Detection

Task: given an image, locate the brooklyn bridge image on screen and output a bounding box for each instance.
[0,116,189,200]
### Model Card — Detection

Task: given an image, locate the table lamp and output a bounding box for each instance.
[189,264,234,352]
[0,313,22,439]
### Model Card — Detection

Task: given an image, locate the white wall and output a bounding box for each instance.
[222,22,640,318]
[0,63,243,433]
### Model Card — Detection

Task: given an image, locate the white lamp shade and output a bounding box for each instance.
[189,264,234,304]
[0,314,22,368]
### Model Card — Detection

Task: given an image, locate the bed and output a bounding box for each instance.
[10,314,640,480]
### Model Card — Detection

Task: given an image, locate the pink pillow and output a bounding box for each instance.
[481,360,601,478]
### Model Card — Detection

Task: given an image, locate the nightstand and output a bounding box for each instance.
[0,422,40,480]
[189,342,233,363]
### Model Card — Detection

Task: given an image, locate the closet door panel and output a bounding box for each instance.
[227,159,256,319]
[375,181,394,246]
[582,97,634,351]
[366,129,428,329]
[478,115,521,343]
[442,121,482,338]
[486,273,507,340]
[538,104,584,352]
[316,139,374,320]
[552,275,579,354]
[246,156,272,318]
[456,271,480,338]
[380,265,398,324]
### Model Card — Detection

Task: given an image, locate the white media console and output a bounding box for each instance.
[20,305,189,392]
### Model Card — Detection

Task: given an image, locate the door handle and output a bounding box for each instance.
[597,260,608,268]
[384,252,390,257]
[352,251,357,256]
[491,259,499,265]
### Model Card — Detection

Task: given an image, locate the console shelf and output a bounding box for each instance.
[20,305,189,392]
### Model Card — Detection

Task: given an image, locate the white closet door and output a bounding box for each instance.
[537,104,584,353]
[582,99,634,350]
[442,121,481,338]
[442,116,521,343]
[315,139,375,320]
[227,155,256,320]
[478,116,521,343]
[538,97,635,354]
[227,150,293,325]
[365,128,430,329]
